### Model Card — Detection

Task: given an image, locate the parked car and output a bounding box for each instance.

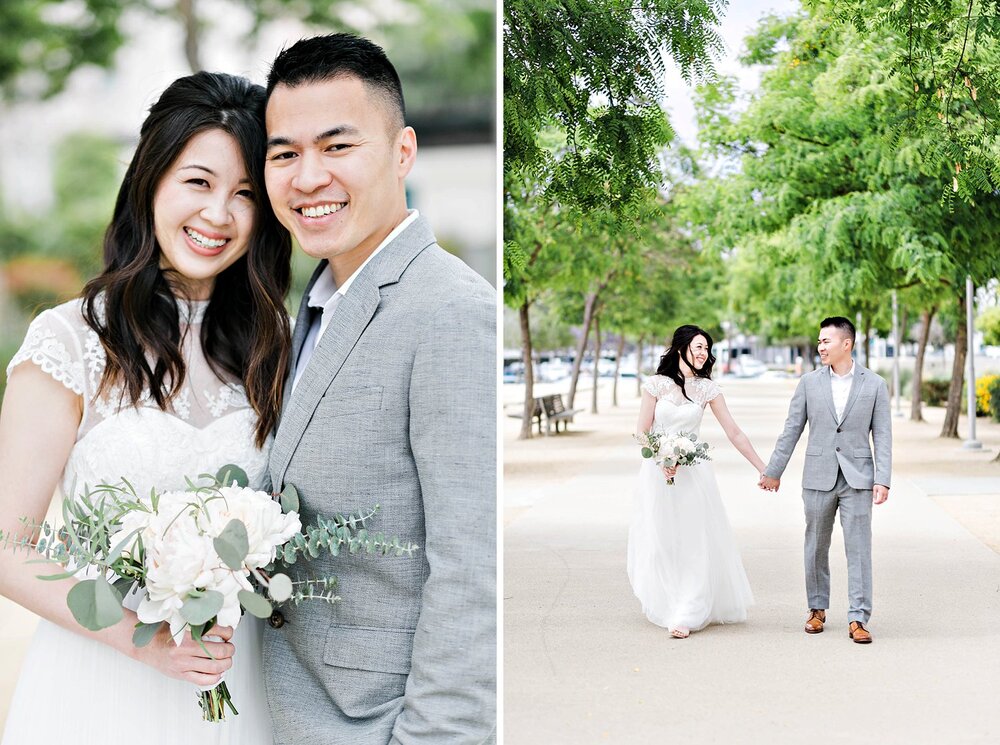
[733,357,767,378]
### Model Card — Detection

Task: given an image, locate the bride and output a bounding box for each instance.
[0,72,291,742]
[628,325,766,638]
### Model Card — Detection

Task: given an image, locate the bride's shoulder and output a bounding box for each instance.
[18,297,94,341]
[7,297,97,397]
[641,374,674,397]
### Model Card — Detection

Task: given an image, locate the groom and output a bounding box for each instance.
[759,317,891,644]
[261,35,496,742]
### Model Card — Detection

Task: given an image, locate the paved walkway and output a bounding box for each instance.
[504,377,1000,744]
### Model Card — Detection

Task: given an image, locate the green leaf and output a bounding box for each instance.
[641,447,653,458]
[213,519,249,570]
[216,464,249,488]
[112,576,136,598]
[106,527,141,566]
[280,484,300,514]
[132,622,161,648]
[67,578,124,631]
[180,590,225,626]
[268,573,293,603]
[238,589,273,619]
[36,569,79,581]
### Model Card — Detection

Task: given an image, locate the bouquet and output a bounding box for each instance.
[0,464,418,722]
[635,431,711,485]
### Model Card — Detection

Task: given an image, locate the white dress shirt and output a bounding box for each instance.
[830,361,855,422]
[292,210,419,391]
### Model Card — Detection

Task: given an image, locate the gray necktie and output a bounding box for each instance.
[291,305,323,392]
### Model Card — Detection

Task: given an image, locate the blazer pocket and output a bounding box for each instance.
[853,448,873,459]
[323,625,415,674]
[806,446,823,456]
[315,385,384,418]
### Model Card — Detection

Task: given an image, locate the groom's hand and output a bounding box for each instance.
[759,474,779,491]
[873,484,889,504]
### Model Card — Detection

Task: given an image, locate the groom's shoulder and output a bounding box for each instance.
[406,243,494,305]
[802,367,825,382]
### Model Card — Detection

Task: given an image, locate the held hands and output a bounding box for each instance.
[873,484,889,505]
[135,621,236,687]
[661,465,678,480]
[758,474,779,492]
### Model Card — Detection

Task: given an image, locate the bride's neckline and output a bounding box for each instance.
[176,298,209,325]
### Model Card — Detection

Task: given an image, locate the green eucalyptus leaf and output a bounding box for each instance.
[214,519,249,570]
[180,590,225,626]
[132,622,161,648]
[67,578,124,631]
[216,464,249,488]
[36,569,78,581]
[238,590,273,619]
[268,573,293,603]
[280,484,300,514]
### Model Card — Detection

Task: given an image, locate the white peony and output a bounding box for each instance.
[127,486,301,644]
[205,486,302,569]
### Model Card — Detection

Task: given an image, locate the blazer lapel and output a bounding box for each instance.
[281,261,328,412]
[270,215,437,488]
[839,364,866,423]
[819,365,838,423]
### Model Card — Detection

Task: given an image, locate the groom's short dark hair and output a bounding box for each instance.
[820,316,856,345]
[266,33,405,130]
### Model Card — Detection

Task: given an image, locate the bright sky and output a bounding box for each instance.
[664,0,800,145]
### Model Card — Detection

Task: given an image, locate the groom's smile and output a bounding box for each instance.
[264,75,416,281]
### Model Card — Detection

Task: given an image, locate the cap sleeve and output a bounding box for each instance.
[641,375,668,398]
[703,378,722,403]
[6,305,87,397]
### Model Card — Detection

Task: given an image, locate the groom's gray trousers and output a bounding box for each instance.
[802,468,873,623]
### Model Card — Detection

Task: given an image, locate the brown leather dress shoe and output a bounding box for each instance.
[804,609,826,634]
[849,621,872,644]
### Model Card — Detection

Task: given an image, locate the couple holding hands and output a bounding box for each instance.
[629,317,891,643]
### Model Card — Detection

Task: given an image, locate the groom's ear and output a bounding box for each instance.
[395,126,417,180]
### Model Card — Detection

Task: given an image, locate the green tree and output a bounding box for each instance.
[687,7,1000,438]
[977,305,1000,345]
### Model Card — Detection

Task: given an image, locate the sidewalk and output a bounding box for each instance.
[504,377,1000,744]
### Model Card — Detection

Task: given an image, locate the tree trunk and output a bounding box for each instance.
[178,0,202,72]
[591,314,601,415]
[862,313,871,369]
[612,333,625,407]
[941,292,966,438]
[636,334,645,397]
[567,291,598,409]
[518,302,536,440]
[911,306,935,422]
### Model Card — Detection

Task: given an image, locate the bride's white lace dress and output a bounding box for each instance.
[2,298,273,744]
[627,375,754,632]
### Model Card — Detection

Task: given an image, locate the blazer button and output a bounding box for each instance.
[268,611,285,629]
[835,447,841,452]
[836,428,842,433]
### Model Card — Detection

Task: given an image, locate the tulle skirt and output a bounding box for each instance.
[627,458,754,631]
[2,615,273,744]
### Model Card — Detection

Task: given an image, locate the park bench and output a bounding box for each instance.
[541,394,583,435]
[508,397,544,435]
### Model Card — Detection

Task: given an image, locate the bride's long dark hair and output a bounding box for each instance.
[81,72,291,447]
[655,325,716,402]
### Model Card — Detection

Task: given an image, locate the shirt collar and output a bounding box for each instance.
[306,209,419,310]
[830,361,856,380]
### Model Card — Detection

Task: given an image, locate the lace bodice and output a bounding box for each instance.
[641,374,721,437]
[6,298,269,498]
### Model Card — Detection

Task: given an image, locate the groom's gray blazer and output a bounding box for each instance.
[263,216,496,745]
[764,363,891,490]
